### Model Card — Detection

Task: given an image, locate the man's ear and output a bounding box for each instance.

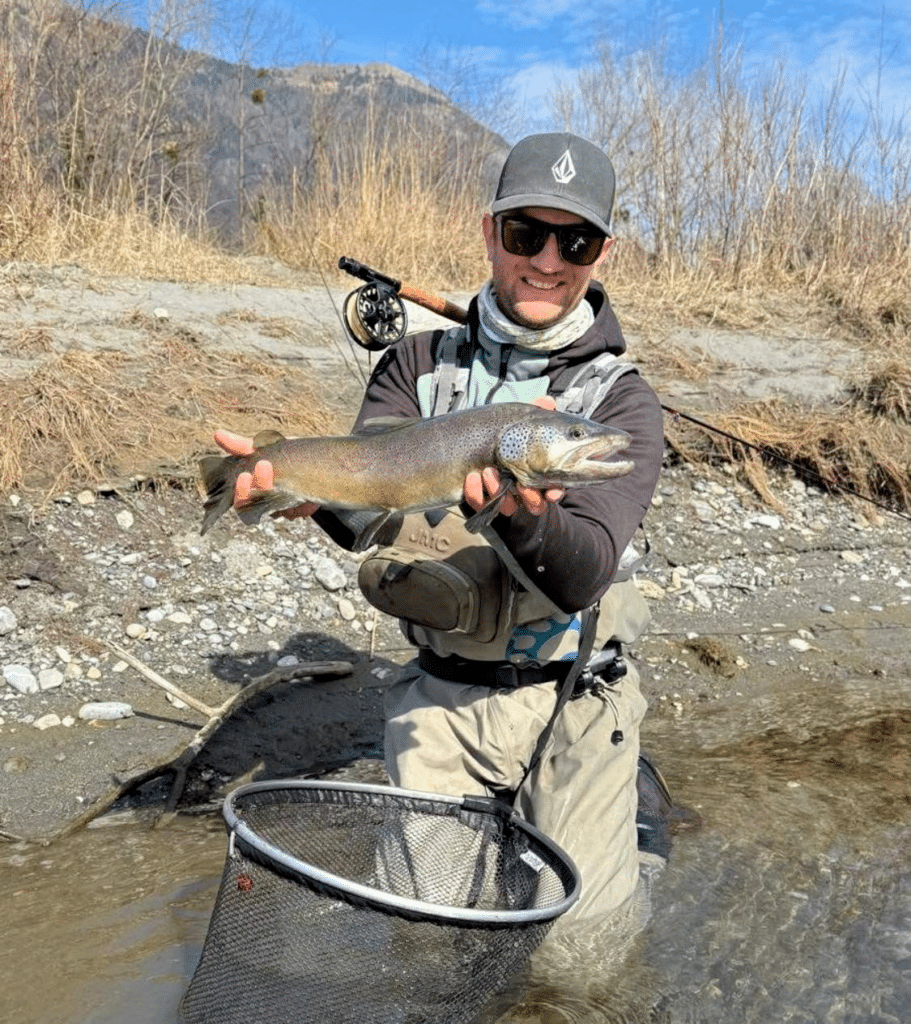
[593,236,615,271]
[482,212,496,262]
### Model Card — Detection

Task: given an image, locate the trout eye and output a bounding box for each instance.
[569,424,586,439]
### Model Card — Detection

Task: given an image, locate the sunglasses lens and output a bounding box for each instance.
[560,229,604,266]
[500,217,604,266]
[501,218,546,258]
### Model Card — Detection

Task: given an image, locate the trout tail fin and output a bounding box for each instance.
[199,454,296,534]
[198,456,236,535]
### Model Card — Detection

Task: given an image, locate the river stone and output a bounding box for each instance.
[0,606,17,636]
[3,664,39,694]
[315,559,347,592]
[750,514,782,529]
[839,550,864,565]
[33,713,62,731]
[38,668,64,690]
[78,701,135,721]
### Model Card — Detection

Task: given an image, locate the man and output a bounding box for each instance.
[216,133,666,927]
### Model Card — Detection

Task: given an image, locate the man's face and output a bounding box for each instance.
[482,206,610,330]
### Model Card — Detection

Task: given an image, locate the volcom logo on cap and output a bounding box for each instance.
[552,150,576,185]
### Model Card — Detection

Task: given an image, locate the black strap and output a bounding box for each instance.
[417,649,573,688]
[520,605,601,786]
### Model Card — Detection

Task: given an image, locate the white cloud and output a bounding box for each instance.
[475,0,587,31]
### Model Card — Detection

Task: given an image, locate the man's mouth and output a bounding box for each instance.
[522,278,561,292]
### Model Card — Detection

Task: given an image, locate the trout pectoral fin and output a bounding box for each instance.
[352,510,404,552]
[463,482,511,534]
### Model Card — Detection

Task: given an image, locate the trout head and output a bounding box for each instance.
[495,410,634,488]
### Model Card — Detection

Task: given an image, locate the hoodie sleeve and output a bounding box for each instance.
[492,370,664,612]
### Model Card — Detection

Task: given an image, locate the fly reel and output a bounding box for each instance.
[338,255,468,352]
[342,280,407,351]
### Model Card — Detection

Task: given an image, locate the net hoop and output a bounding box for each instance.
[224,779,581,927]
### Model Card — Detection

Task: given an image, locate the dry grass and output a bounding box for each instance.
[847,356,911,423]
[7,207,282,286]
[254,102,493,293]
[664,386,911,516]
[0,334,348,496]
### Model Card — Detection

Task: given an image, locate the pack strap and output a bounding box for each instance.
[554,352,638,416]
[429,325,472,416]
[520,604,601,787]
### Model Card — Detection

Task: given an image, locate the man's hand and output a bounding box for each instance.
[213,430,318,521]
[462,397,566,519]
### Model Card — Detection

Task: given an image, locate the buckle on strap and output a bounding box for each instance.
[571,643,627,698]
[494,663,522,688]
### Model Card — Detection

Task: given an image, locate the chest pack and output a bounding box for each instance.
[356,324,649,661]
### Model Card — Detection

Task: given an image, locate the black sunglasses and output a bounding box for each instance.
[499,213,607,267]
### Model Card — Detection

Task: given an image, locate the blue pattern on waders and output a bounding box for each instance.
[506,614,582,662]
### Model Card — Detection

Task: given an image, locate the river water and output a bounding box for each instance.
[3,672,908,1024]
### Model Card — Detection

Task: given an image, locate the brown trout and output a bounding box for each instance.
[199,403,633,549]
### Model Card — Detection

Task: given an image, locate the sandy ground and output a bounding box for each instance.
[1,259,907,844]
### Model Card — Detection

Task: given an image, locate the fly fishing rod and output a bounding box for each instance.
[337,257,910,522]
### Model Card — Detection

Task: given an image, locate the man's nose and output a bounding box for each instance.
[528,230,564,272]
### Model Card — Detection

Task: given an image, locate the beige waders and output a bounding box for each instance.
[383,659,648,925]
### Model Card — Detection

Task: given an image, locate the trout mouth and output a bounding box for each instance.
[554,435,634,481]
[514,432,634,486]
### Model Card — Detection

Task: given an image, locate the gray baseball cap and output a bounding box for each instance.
[491,133,615,236]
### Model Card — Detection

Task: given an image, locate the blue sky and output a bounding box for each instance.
[191,0,908,139]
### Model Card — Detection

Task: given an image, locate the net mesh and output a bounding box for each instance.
[180,781,579,1024]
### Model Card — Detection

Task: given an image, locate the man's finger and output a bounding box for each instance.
[464,470,485,509]
[236,470,253,504]
[251,459,274,492]
[214,429,255,457]
[515,482,564,516]
[480,466,518,516]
